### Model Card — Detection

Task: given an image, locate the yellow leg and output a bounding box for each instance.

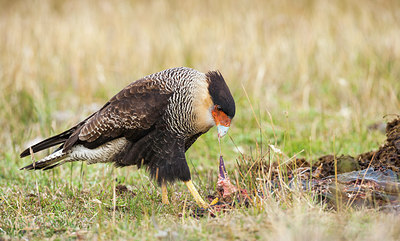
[184,180,209,209]
[162,182,170,205]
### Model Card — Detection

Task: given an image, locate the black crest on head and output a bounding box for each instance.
[206,71,236,118]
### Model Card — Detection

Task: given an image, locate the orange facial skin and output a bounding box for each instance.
[211,105,231,127]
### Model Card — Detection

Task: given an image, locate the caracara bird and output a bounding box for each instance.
[20,67,235,208]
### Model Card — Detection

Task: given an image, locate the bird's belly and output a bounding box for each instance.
[69,137,128,164]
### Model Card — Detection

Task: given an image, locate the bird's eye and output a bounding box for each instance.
[216,105,222,111]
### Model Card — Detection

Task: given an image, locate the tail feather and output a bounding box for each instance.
[20,128,75,158]
[20,149,69,170]
[42,160,67,171]
[20,112,97,158]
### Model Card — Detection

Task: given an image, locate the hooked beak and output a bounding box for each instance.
[212,105,232,138]
[217,125,229,138]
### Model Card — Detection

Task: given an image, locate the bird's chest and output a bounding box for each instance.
[164,84,214,136]
[191,81,215,132]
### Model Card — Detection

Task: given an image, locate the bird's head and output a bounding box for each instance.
[206,71,235,138]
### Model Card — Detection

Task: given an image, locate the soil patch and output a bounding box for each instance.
[203,116,400,214]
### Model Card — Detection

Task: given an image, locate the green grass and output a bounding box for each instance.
[1,0,400,240]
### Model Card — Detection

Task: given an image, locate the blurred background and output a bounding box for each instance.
[1,0,399,173]
[1,1,400,238]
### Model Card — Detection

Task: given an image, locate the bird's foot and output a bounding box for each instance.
[210,197,219,206]
[184,180,209,209]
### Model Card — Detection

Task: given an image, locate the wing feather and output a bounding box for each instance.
[64,78,173,150]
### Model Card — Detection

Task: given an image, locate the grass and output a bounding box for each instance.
[1,0,400,240]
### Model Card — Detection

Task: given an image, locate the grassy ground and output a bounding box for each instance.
[1,0,400,240]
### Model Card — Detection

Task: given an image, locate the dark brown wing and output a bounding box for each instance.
[63,78,173,150]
